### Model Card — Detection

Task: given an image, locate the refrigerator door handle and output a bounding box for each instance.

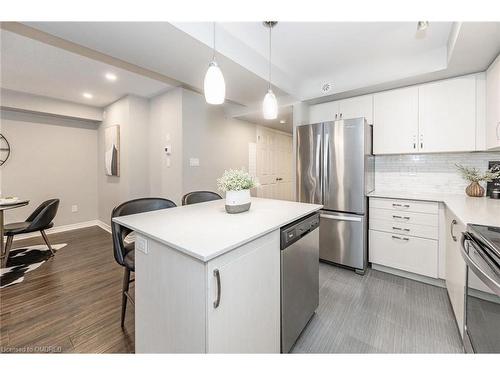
[320,213,362,222]
[322,129,330,205]
[316,132,322,203]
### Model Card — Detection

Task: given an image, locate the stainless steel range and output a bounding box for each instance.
[461,224,500,353]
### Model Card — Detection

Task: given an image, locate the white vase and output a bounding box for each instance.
[225,189,251,214]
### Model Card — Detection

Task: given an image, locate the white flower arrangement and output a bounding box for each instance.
[217,168,257,192]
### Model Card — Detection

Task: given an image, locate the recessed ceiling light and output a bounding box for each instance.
[280,120,286,124]
[83,92,93,99]
[105,73,117,81]
[417,21,429,31]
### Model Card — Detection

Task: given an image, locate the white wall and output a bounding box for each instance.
[182,89,256,195]
[98,95,150,223]
[0,110,98,225]
[149,88,183,204]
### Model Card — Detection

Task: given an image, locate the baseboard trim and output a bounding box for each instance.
[371,263,445,288]
[6,219,109,241]
[96,220,111,234]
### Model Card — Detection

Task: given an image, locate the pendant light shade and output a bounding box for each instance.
[204,61,225,104]
[204,23,225,105]
[263,89,278,119]
[262,21,278,120]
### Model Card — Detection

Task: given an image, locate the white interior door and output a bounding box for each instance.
[256,127,293,200]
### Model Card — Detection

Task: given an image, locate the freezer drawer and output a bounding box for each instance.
[319,211,366,270]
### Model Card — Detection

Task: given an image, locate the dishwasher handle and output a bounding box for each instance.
[280,212,320,250]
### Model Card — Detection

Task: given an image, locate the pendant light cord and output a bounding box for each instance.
[212,22,216,61]
[268,25,272,90]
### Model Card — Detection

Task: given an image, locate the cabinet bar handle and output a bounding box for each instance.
[392,215,410,220]
[450,219,457,242]
[392,235,409,241]
[392,203,410,208]
[392,226,410,232]
[213,269,221,308]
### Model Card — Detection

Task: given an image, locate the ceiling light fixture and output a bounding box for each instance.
[204,22,226,105]
[417,21,429,31]
[105,72,117,81]
[82,92,93,99]
[280,120,286,124]
[262,21,278,120]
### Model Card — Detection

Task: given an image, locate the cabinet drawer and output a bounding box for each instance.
[369,230,438,278]
[370,207,438,227]
[369,218,438,240]
[370,197,438,214]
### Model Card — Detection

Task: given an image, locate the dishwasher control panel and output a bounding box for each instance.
[280,212,320,250]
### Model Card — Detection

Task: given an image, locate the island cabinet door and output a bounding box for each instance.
[206,230,281,353]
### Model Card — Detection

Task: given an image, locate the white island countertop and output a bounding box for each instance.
[113,197,323,262]
[368,190,500,227]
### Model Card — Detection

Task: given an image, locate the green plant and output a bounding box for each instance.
[217,168,257,192]
[455,163,500,183]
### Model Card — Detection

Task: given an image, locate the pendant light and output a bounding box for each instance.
[262,21,278,120]
[204,22,226,105]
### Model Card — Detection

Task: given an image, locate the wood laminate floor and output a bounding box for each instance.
[0,226,134,353]
[1,227,463,353]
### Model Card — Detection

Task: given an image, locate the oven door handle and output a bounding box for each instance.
[461,234,500,296]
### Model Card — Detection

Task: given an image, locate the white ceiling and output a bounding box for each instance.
[0,30,172,107]
[236,105,293,133]
[22,22,288,107]
[3,21,499,116]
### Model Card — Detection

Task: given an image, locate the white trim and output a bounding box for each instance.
[96,220,112,234]
[5,220,106,241]
[371,263,446,288]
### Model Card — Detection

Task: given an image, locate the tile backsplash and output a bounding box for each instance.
[375,152,500,194]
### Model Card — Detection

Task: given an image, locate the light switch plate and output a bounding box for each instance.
[189,158,200,167]
[136,236,148,254]
[71,205,78,213]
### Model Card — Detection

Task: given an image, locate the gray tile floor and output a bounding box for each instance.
[292,263,464,353]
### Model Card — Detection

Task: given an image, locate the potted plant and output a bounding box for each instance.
[217,168,257,213]
[455,164,500,197]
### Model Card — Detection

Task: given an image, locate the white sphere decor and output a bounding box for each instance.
[204,61,225,105]
[263,89,278,119]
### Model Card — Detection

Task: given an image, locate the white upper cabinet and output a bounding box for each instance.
[308,101,339,124]
[486,54,500,150]
[337,95,373,124]
[373,86,419,155]
[418,75,477,153]
[308,95,373,124]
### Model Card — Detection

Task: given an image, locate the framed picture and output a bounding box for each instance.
[104,125,120,176]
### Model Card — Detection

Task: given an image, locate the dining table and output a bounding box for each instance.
[0,199,29,268]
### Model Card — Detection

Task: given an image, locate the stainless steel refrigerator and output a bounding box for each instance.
[296,117,374,273]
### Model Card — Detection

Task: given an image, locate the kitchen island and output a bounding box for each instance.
[113,197,322,353]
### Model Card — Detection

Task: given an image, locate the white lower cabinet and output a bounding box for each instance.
[369,230,438,278]
[206,232,281,353]
[369,197,440,279]
[135,230,280,353]
[444,209,467,336]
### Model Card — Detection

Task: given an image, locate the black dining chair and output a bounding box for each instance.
[111,197,177,327]
[4,199,60,262]
[182,191,222,206]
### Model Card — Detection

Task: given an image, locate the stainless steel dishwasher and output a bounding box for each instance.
[280,212,320,353]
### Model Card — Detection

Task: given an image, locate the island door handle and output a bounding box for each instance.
[213,269,221,308]
[450,219,457,242]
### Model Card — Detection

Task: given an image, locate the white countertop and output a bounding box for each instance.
[113,197,323,262]
[368,190,500,227]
